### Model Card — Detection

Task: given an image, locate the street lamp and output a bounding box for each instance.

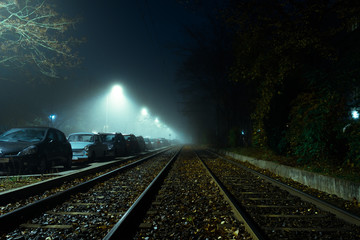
[49,114,56,127]
[141,107,148,116]
[352,109,359,119]
[111,85,124,99]
[105,85,125,132]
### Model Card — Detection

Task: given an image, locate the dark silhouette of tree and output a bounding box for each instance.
[225,0,360,165]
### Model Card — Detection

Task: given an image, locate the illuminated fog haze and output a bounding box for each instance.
[0,0,197,143]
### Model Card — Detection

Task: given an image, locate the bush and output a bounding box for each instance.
[286,91,345,164]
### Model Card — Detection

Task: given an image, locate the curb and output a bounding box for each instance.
[222,151,360,201]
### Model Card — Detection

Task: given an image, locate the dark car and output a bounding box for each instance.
[151,138,161,149]
[123,134,140,155]
[160,138,170,147]
[144,137,153,150]
[0,127,72,174]
[99,132,127,157]
[136,136,146,152]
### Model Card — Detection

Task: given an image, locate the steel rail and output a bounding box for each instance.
[0,148,171,234]
[0,148,169,205]
[103,147,182,240]
[195,151,269,240]
[210,150,360,227]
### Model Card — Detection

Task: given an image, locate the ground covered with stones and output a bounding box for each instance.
[134,146,252,239]
[202,152,360,240]
[3,151,175,240]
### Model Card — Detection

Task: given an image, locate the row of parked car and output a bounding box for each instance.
[0,127,171,174]
[68,132,169,163]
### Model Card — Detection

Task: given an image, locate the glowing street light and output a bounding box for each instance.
[141,107,148,116]
[352,110,359,119]
[110,85,124,100]
[105,84,125,132]
[49,114,56,127]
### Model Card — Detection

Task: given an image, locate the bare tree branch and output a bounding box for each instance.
[0,0,82,79]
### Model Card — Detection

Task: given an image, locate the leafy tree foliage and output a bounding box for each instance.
[224,0,360,165]
[0,0,82,79]
[176,0,360,166]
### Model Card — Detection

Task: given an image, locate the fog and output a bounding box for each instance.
[0,79,187,142]
[0,0,201,144]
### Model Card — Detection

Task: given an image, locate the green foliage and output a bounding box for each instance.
[286,91,346,164]
[223,0,360,168]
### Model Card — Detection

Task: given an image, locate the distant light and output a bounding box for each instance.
[241,130,245,135]
[352,110,359,119]
[111,85,123,98]
[141,108,148,116]
[49,114,56,120]
[155,118,159,123]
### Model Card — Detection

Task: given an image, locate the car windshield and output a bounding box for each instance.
[0,128,46,142]
[101,134,115,142]
[68,134,94,142]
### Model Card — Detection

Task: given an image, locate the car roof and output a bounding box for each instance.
[10,126,52,130]
[6,127,65,133]
[68,132,97,135]
[98,132,123,135]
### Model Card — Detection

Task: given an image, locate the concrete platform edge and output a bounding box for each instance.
[221,151,360,202]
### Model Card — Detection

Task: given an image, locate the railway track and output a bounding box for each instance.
[0,149,170,214]
[115,146,252,239]
[2,146,359,239]
[1,147,180,239]
[196,149,360,239]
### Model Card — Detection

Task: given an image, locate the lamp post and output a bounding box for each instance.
[104,85,124,132]
[104,96,109,132]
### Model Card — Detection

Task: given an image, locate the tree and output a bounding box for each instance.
[0,0,82,79]
[227,0,360,149]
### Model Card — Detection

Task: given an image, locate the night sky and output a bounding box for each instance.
[0,0,205,141]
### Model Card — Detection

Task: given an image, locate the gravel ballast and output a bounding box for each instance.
[134,146,252,239]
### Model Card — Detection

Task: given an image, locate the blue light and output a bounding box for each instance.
[352,110,359,119]
[49,114,56,120]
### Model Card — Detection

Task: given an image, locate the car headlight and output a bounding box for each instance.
[107,144,114,150]
[84,145,90,152]
[19,145,38,156]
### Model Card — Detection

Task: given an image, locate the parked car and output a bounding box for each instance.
[0,127,72,173]
[136,136,146,152]
[67,132,107,162]
[151,138,161,149]
[99,132,127,157]
[160,138,170,147]
[123,134,140,155]
[144,137,153,150]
